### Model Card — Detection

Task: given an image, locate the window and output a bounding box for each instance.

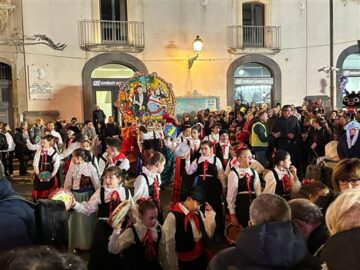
[100,0,127,42]
[242,2,264,47]
[100,0,127,21]
[342,53,360,93]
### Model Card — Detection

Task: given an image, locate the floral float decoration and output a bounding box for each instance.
[115,72,176,123]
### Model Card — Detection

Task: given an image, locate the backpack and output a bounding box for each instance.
[0,133,9,150]
[0,196,68,250]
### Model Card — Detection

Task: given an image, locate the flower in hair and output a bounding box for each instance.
[301,179,316,186]
[136,197,151,205]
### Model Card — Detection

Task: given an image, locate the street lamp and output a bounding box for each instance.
[329,0,335,108]
[188,35,203,69]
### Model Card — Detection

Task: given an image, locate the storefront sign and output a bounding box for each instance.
[92,79,125,87]
[343,70,360,76]
[234,78,274,85]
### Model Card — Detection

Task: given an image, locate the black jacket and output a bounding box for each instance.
[337,133,360,159]
[273,115,301,145]
[13,128,27,156]
[208,221,322,270]
[322,227,360,270]
[0,178,37,250]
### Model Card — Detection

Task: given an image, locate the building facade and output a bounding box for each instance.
[0,0,359,126]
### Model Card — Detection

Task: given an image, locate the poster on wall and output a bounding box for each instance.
[28,64,54,100]
[175,96,219,117]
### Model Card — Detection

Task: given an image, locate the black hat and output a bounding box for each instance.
[219,129,229,136]
[67,125,80,134]
[187,186,206,204]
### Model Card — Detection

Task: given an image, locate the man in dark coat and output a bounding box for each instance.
[208,194,322,270]
[0,162,37,250]
[93,105,106,133]
[272,105,301,169]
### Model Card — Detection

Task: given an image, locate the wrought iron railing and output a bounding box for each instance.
[227,25,281,50]
[79,20,144,52]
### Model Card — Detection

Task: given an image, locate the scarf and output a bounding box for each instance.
[142,228,157,261]
[346,129,359,149]
[282,174,292,193]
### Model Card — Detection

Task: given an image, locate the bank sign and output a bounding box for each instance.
[92,79,126,87]
[234,78,274,85]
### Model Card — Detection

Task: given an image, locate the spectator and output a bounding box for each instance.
[251,110,269,166]
[332,158,360,193]
[0,246,86,270]
[208,194,322,270]
[93,104,106,130]
[322,190,360,269]
[14,121,30,176]
[1,123,15,177]
[0,162,37,250]
[105,116,120,138]
[289,198,329,255]
[29,118,44,144]
[337,120,360,159]
[272,105,301,169]
[82,120,97,141]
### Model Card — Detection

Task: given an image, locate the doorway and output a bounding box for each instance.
[91,63,134,123]
[0,63,12,124]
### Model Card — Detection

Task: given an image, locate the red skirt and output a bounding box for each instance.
[32,176,58,201]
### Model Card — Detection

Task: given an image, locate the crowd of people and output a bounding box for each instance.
[1,100,360,270]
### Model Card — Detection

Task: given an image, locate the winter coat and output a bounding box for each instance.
[0,178,37,250]
[208,221,322,270]
[322,227,360,270]
[337,133,360,159]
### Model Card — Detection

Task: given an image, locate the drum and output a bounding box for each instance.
[174,142,190,159]
[108,200,132,228]
[39,171,51,182]
[224,223,243,245]
[49,188,75,211]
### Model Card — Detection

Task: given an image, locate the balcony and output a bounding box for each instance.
[79,20,144,53]
[227,25,281,54]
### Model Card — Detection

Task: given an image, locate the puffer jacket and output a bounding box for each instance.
[321,227,360,270]
[208,221,322,270]
[0,178,37,250]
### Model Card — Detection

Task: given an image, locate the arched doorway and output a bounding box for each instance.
[0,63,12,124]
[336,45,360,108]
[82,52,148,121]
[91,64,134,123]
[227,54,281,107]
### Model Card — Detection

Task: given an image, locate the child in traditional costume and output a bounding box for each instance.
[32,135,60,201]
[202,123,221,154]
[73,166,134,270]
[227,147,261,228]
[109,200,165,270]
[162,187,215,270]
[216,130,231,169]
[263,150,301,200]
[185,141,225,241]
[134,150,166,223]
[98,137,130,177]
[64,148,100,252]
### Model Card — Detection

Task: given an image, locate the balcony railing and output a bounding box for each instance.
[227,25,281,52]
[79,20,144,52]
